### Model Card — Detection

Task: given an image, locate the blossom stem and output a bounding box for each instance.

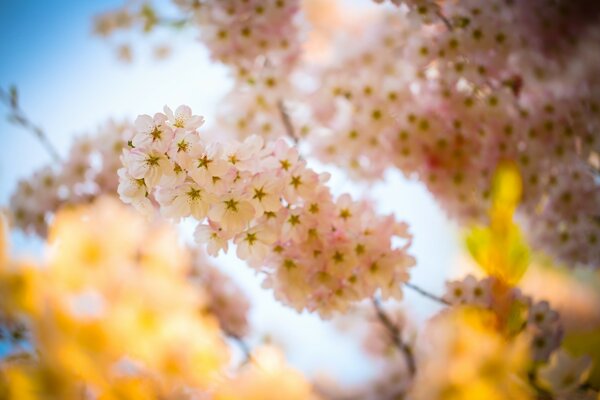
[0,86,61,163]
[277,100,299,144]
[371,297,416,376]
[405,282,450,306]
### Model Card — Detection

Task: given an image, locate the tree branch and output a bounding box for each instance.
[371,297,416,376]
[226,331,254,365]
[0,86,61,162]
[405,282,450,306]
[277,99,299,144]
[435,9,453,31]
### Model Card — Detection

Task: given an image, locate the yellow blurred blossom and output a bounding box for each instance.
[410,306,533,400]
[214,345,321,400]
[0,198,229,399]
[0,212,7,266]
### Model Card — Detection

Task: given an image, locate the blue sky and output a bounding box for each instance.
[0,0,462,384]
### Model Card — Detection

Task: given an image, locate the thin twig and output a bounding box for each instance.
[405,282,450,306]
[435,9,453,31]
[227,332,254,365]
[277,99,299,144]
[0,86,61,162]
[371,297,416,376]
[156,17,190,29]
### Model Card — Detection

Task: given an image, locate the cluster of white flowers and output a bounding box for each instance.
[118,105,415,317]
[9,120,134,236]
[210,65,314,144]
[304,4,600,269]
[177,0,310,146]
[7,117,253,341]
[442,275,493,307]
[91,1,600,269]
[92,2,186,63]
[174,0,302,70]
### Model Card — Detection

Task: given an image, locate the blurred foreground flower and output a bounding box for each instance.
[411,306,532,400]
[214,346,320,400]
[0,198,228,398]
[0,198,319,399]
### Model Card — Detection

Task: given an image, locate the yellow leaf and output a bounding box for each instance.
[491,161,522,214]
[465,162,530,285]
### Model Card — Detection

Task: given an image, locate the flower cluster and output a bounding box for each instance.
[410,306,532,400]
[305,5,600,268]
[443,275,493,307]
[6,117,253,342]
[210,65,313,143]
[91,1,600,269]
[0,198,229,398]
[443,275,564,362]
[174,0,302,70]
[118,105,415,317]
[181,0,309,144]
[92,2,174,62]
[9,120,134,236]
[0,199,320,399]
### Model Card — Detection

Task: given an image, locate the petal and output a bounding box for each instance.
[134,114,154,133]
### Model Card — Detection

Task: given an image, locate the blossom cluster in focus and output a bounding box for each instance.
[118,105,415,316]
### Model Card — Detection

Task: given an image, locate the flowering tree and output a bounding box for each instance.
[1,0,600,399]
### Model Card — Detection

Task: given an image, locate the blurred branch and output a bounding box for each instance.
[227,332,254,366]
[139,3,191,32]
[435,9,453,31]
[371,297,416,377]
[156,17,191,29]
[405,282,450,306]
[0,86,61,162]
[277,100,299,144]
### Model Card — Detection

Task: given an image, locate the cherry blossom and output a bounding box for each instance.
[304,5,600,269]
[9,120,135,236]
[119,105,415,317]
